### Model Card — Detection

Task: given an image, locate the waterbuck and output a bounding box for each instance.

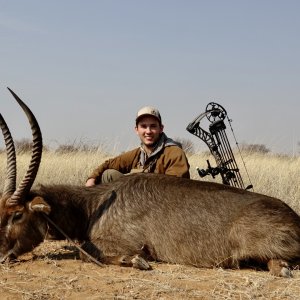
[1,88,300,277]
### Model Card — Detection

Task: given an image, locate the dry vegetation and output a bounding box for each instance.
[0,150,300,299]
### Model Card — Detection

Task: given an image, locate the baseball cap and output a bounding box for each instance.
[136,106,162,124]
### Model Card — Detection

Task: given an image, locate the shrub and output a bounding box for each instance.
[239,143,270,154]
[174,137,195,155]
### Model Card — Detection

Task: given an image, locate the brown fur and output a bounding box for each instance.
[0,173,300,276]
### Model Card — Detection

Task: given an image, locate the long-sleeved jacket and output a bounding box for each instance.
[88,133,190,183]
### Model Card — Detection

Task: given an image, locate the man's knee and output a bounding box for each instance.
[101,169,124,183]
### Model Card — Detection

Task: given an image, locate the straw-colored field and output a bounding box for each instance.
[0,151,300,299]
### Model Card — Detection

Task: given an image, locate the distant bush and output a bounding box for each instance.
[55,140,105,154]
[14,138,32,153]
[174,138,195,155]
[0,138,108,155]
[55,144,80,153]
[13,138,49,154]
[239,143,271,154]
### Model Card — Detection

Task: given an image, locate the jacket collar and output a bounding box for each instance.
[139,133,181,166]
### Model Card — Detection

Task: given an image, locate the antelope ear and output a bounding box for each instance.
[28,196,51,215]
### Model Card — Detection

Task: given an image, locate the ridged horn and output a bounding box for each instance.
[7,88,43,206]
[0,114,17,196]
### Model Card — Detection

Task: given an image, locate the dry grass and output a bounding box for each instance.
[188,152,300,213]
[0,240,300,300]
[1,150,299,210]
[0,150,300,299]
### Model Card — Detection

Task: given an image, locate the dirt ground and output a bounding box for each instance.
[0,241,300,300]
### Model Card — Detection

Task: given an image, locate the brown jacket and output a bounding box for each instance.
[88,143,190,183]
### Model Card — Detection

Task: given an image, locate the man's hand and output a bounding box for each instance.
[85,178,96,187]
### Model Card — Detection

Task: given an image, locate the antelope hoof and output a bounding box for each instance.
[280,266,292,278]
[131,255,151,270]
[268,259,292,278]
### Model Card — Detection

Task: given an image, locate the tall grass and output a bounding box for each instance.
[0,150,299,213]
[189,152,300,213]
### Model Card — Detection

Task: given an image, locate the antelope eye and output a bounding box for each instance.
[12,211,23,222]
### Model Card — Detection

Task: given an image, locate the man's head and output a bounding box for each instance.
[135,106,162,126]
[135,106,164,150]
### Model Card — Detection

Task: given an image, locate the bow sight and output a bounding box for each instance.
[186,102,253,190]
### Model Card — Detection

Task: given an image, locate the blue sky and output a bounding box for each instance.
[1,0,299,155]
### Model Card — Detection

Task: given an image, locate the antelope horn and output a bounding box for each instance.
[7,88,43,206]
[0,114,16,196]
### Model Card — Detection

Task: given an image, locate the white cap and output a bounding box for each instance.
[136,106,162,124]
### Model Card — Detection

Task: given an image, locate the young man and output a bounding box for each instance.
[85,106,190,186]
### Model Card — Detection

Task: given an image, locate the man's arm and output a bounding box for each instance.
[85,148,140,186]
[163,147,190,178]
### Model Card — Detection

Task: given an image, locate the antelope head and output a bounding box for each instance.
[0,88,50,262]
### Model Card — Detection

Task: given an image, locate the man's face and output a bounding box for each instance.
[135,116,164,148]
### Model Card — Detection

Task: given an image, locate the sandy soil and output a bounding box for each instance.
[0,241,299,300]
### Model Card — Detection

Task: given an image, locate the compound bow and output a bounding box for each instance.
[186,102,253,190]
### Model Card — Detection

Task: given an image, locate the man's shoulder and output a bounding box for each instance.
[163,144,185,154]
[164,136,182,148]
[119,147,141,157]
